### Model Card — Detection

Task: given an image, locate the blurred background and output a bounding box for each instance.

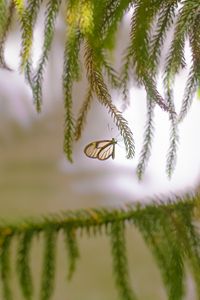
[0,5,199,299]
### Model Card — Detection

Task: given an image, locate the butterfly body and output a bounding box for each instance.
[84,138,117,160]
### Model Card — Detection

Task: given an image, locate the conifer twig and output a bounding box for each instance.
[84,42,135,159]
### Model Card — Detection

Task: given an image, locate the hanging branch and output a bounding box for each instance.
[98,0,131,49]
[84,42,135,159]
[19,0,42,71]
[64,227,80,280]
[178,15,200,123]
[0,0,14,70]
[0,232,13,300]
[122,0,172,113]
[149,0,178,74]
[16,231,34,300]
[18,0,43,87]
[101,51,120,89]
[136,97,155,180]
[133,206,185,300]
[40,229,57,300]
[75,86,93,141]
[110,221,137,300]
[163,67,179,178]
[32,0,62,112]
[63,28,81,162]
[164,0,199,91]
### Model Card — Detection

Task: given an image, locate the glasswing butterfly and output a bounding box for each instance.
[84,138,117,160]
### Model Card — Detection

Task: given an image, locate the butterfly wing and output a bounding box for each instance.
[97,143,115,160]
[84,139,116,160]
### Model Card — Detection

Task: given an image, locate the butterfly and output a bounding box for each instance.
[84,138,117,160]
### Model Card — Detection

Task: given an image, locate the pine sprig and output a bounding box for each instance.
[0,0,7,36]
[178,15,200,123]
[164,0,199,85]
[128,0,161,80]
[136,97,155,180]
[121,48,132,107]
[40,229,57,300]
[84,43,135,159]
[0,232,13,300]
[133,206,185,300]
[99,0,131,49]
[75,86,93,141]
[149,0,178,73]
[63,28,81,162]
[177,67,198,123]
[32,0,61,112]
[101,51,120,89]
[164,74,179,178]
[110,221,137,300]
[19,0,42,71]
[13,0,24,17]
[64,227,80,280]
[16,231,34,300]
[0,1,14,70]
[123,1,172,112]
[175,204,200,296]
[143,74,172,113]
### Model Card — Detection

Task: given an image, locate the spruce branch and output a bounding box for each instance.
[63,28,81,162]
[64,227,80,280]
[0,232,13,300]
[101,51,120,89]
[143,74,173,113]
[149,0,178,73]
[32,0,61,112]
[40,229,57,300]
[110,221,137,300]
[0,0,14,70]
[136,97,155,180]
[16,231,34,300]
[0,196,198,239]
[19,0,42,71]
[84,42,135,159]
[164,0,200,85]
[121,48,132,107]
[164,80,179,178]
[174,204,200,296]
[0,0,7,36]
[17,0,42,89]
[178,15,200,123]
[13,0,24,16]
[75,86,93,141]
[134,206,185,300]
[177,67,198,123]
[123,1,172,113]
[128,0,163,80]
[98,0,131,49]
